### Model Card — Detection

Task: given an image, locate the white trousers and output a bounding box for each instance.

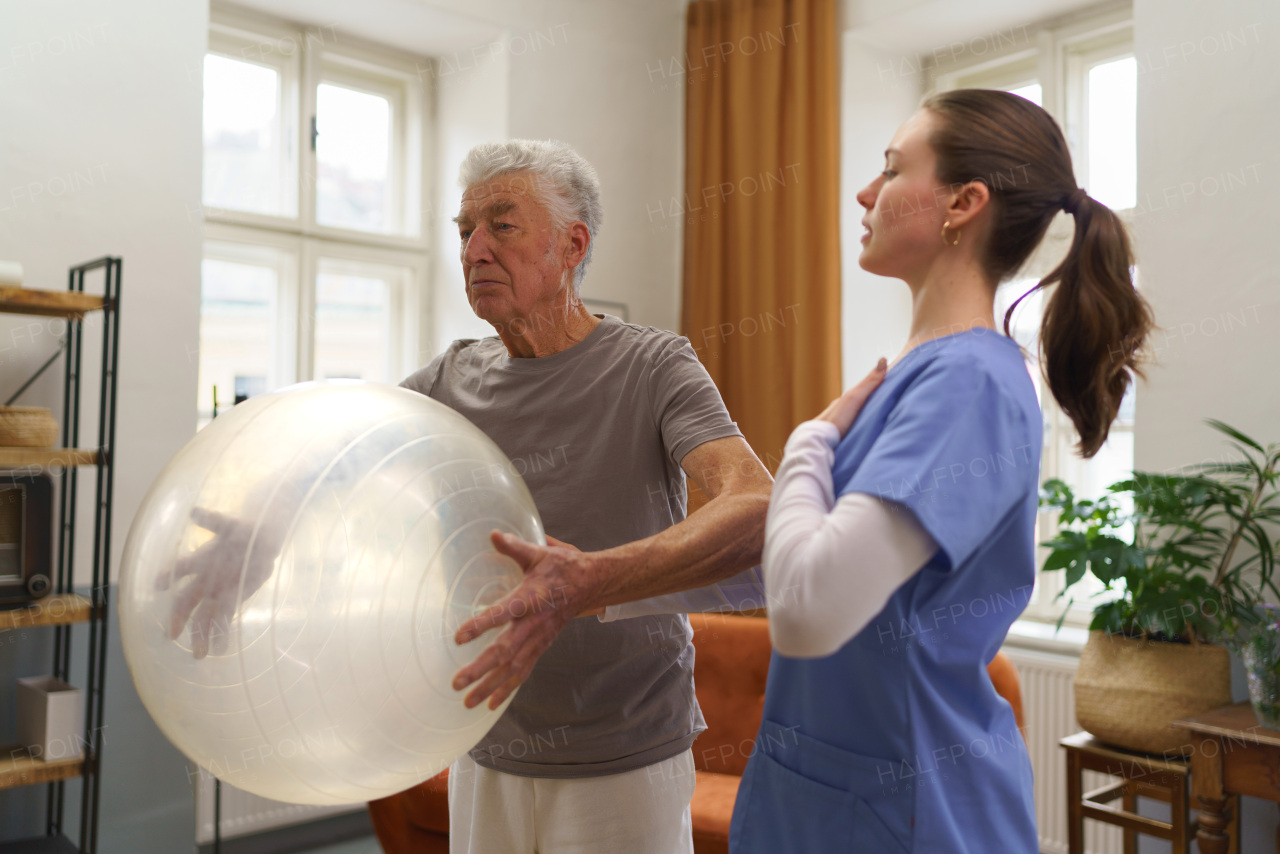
[448,749,697,854]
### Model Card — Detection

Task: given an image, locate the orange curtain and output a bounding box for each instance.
[682,0,843,476]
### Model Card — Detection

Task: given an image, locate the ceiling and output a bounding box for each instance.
[223,0,1120,70]
[224,0,506,56]
[843,0,1118,53]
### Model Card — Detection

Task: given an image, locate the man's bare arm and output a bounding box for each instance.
[450,435,772,709]
[589,435,771,607]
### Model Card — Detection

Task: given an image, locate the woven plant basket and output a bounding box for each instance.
[1074,630,1231,755]
[0,406,58,447]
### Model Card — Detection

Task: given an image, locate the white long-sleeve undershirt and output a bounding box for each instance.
[763,420,938,658]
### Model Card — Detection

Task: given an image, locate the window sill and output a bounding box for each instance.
[204,208,428,253]
[1004,619,1090,657]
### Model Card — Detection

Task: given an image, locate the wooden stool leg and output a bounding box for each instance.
[1066,749,1084,854]
[1122,782,1138,854]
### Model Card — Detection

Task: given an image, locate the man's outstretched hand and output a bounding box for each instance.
[451,532,601,711]
[154,507,280,659]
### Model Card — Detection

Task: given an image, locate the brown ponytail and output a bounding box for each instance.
[922,89,1153,458]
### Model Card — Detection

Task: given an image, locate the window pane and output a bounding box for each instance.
[1008,82,1042,107]
[1058,430,1135,502]
[1054,428,1135,599]
[316,83,392,232]
[994,278,1044,405]
[199,257,280,426]
[997,272,1136,619]
[994,278,1042,350]
[203,54,291,216]
[313,262,398,383]
[1087,56,1137,210]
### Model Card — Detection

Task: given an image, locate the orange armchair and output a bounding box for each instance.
[987,645,1027,739]
[685,613,774,853]
[368,764,450,854]
[368,615,1025,854]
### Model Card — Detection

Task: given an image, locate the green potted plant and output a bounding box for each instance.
[1039,420,1280,752]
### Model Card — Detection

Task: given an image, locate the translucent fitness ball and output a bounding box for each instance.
[118,381,542,805]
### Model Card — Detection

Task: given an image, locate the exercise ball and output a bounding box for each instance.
[118,381,542,805]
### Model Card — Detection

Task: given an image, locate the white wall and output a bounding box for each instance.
[504,4,687,331]
[1132,0,1280,471]
[429,41,512,349]
[1132,2,1280,848]
[0,2,208,847]
[838,35,919,386]
[0,1,206,587]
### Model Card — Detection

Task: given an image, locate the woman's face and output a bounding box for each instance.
[855,109,952,282]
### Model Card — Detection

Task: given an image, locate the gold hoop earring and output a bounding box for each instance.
[941,220,961,246]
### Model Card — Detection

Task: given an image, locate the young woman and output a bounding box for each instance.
[728,90,1153,853]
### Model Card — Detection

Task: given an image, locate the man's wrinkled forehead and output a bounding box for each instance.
[455,171,547,223]
[454,196,518,226]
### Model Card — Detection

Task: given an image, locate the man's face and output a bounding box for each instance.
[455,171,571,329]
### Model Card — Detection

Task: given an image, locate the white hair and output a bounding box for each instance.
[458,139,603,290]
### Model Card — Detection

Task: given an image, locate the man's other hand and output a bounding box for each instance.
[155,507,279,660]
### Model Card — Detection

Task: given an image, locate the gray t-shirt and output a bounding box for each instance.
[400,314,743,777]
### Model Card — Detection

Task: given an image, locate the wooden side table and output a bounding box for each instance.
[1174,702,1280,854]
[1060,732,1240,854]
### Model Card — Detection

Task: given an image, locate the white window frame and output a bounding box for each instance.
[307,242,421,385]
[206,21,301,220]
[928,3,1137,627]
[202,231,300,393]
[312,44,427,241]
[1064,31,1138,213]
[200,4,434,424]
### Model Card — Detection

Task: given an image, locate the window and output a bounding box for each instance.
[199,6,430,427]
[197,241,293,422]
[313,257,414,384]
[1068,43,1137,211]
[932,8,1138,625]
[203,53,294,216]
[1008,83,1043,107]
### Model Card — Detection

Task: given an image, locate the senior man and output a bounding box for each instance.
[401,140,772,853]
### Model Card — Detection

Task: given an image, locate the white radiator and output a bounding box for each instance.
[1002,645,1125,854]
[193,774,362,845]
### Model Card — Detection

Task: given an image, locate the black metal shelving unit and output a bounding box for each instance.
[0,257,121,854]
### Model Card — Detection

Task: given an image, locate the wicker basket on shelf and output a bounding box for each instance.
[1074,630,1232,755]
[0,406,59,448]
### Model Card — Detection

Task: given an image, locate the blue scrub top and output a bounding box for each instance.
[730,329,1042,854]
